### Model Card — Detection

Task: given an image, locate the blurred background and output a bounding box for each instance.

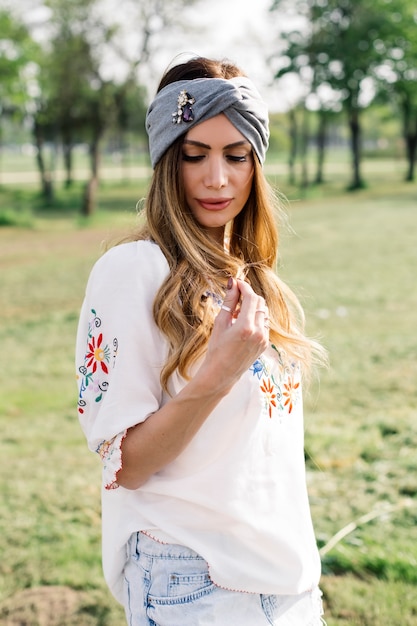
[0,0,416,624]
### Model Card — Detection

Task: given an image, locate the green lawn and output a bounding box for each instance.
[280,179,417,624]
[0,164,416,625]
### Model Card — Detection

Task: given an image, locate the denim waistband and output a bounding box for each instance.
[129,531,204,560]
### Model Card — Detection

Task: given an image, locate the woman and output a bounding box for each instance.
[76,56,327,625]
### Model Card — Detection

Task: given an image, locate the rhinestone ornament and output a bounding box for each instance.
[172,90,196,124]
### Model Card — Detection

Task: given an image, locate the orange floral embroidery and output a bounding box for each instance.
[251,353,300,418]
[283,377,300,414]
[260,377,277,418]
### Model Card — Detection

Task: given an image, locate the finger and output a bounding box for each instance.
[232,285,267,344]
[254,303,269,321]
[263,305,270,330]
[235,279,258,314]
[254,297,269,333]
[240,289,269,339]
[217,278,240,321]
[236,281,265,319]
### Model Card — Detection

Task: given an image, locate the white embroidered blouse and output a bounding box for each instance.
[76,240,321,604]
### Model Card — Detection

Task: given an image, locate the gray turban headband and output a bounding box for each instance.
[146,76,270,168]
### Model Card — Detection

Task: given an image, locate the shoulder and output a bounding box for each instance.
[95,240,168,271]
[88,240,169,289]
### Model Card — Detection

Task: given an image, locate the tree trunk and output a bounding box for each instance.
[404,119,417,182]
[33,121,54,202]
[81,136,100,216]
[315,110,327,184]
[348,107,364,190]
[0,129,3,185]
[288,109,297,186]
[61,120,74,187]
[82,175,99,216]
[62,135,73,188]
[300,105,309,189]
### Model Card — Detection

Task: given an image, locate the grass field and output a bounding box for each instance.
[0,160,416,625]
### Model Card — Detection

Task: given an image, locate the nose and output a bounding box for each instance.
[204,156,227,189]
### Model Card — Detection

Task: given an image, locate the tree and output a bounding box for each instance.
[0,10,35,114]
[270,0,400,190]
[30,0,112,206]
[100,0,199,90]
[29,0,199,213]
[0,10,37,179]
[112,78,149,164]
[269,1,346,187]
[374,0,417,181]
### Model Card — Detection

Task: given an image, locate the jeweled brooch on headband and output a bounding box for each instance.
[172,89,195,124]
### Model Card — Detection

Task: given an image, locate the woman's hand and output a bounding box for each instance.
[200,278,269,391]
[117,278,269,490]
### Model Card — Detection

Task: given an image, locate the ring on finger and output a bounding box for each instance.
[221,304,233,313]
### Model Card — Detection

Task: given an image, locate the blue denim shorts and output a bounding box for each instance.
[123,532,325,626]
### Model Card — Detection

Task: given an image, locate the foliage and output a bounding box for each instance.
[31,0,121,208]
[0,9,38,119]
[269,0,417,187]
[373,0,417,180]
[98,0,200,83]
[0,0,199,213]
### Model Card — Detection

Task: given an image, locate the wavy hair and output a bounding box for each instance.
[130,57,326,390]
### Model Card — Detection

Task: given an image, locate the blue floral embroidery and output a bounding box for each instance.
[250,359,264,379]
[204,290,224,307]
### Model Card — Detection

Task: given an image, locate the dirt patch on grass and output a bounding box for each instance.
[0,586,97,626]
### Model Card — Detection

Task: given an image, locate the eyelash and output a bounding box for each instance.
[228,155,248,162]
[182,154,248,163]
[182,154,204,162]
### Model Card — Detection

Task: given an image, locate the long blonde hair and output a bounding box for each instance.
[130,58,326,390]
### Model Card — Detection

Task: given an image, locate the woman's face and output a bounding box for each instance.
[181,114,254,243]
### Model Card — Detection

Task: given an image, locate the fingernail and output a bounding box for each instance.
[227,277,233,290]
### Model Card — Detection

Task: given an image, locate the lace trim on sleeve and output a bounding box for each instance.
[96,430,127,490]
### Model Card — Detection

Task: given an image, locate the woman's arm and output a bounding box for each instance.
[117,279,268,489]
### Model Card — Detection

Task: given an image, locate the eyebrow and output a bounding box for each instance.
[183,139,251,150]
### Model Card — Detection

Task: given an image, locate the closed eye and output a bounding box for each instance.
[227,154,250,162]
[182,153,205,162]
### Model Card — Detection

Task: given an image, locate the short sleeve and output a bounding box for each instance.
[75,241,169,488]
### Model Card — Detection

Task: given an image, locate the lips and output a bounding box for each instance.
[197,198,233,211]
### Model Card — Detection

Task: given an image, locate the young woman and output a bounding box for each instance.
[76,56,327,625]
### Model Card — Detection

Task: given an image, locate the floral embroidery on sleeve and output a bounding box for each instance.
[250,346,301,419]
[96,432,127,490]
[77,309,118,416]
[77,309,122,488]
[86,332,110,374]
